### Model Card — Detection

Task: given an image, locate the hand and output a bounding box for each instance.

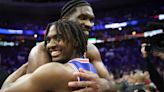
[14,62,28,76]
[68,68,116,92]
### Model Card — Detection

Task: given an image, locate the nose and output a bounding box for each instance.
[82,20,94,30]
[46,39,58,51]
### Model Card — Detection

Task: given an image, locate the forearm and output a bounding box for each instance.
[1,63,27,89]
[102,78,116,92]
[2,71,25,89]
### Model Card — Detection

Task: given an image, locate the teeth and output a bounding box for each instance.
[51,51,61,57]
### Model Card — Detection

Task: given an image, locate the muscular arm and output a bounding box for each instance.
[26,42,51,73]
[86,43,112,80]
[1,63,28,89]
[69,43,116,92]
[1,62,74,92]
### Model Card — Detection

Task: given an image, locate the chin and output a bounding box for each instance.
[52,57,67,64]
[84,31,89,36]
[52,57,61,62]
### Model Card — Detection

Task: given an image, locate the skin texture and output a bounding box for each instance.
[1,63,78,92]
[2,5,116,92]
[27,5,111,80]
[1,23,83,92]
[66,6,112,80]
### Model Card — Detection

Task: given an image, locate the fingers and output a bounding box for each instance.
[68,81,95,88]
[79,68,92,74]
[73,68,98,80]
[17,64,28,73]
[19,62,28,69]
[69,69,100,91]
[23,62,28,66]
[72,87,94,92]
[72,87,95,92]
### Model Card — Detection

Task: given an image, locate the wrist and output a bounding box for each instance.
[104,78,117,92]
[100,78,116,92]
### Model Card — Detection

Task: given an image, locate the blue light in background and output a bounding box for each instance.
[38,30,45,35]
[92,26,96,31]
[0,28,10,34]
[130,20,139,25]
[23,30,34,35]
[0,28,23,34]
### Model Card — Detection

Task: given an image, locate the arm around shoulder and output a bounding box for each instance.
[1,62,73,92]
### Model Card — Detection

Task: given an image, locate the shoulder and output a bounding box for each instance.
[27,41,50,73]
[87,43,97,49]
[28,41,50,62]
[30,42,46,54]
[87,43,100,54]
[86,43,101,61]
[28,42,47,59]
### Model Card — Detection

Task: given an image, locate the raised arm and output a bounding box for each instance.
[86,43,112,80]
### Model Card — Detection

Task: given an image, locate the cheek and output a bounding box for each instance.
[74,19,83,25]
[64,45,74,54]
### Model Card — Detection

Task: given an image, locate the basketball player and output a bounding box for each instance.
[2,0,116,91]
[1,20,99,92]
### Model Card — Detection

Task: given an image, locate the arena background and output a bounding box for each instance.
[0,0,163,91]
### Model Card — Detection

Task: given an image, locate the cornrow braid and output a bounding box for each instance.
[61,0,90,18]
[44,20,87,56]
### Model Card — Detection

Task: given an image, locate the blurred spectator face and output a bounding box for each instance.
[133,72,145,84]
[127,76,135,85]
[141,43,164,60]
[143,71,150,79]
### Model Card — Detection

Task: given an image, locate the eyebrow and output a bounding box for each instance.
[78,13,95,19]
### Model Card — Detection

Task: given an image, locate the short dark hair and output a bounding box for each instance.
[44,20,87,56]
[60,0,90,18]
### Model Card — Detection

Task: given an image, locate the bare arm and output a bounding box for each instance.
[26,42,51,73]
[68,43,116,92]
[1,62,74,92]
[86,43,112,80]
[1,63,28,89]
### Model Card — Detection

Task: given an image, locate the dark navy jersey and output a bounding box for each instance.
[68,58,97,81]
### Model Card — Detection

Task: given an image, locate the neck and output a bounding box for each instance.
[60,51,81,64]
[70,51,81,60]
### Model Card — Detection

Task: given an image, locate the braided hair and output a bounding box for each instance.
[60,0,90,18]
[44,20,87,56]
